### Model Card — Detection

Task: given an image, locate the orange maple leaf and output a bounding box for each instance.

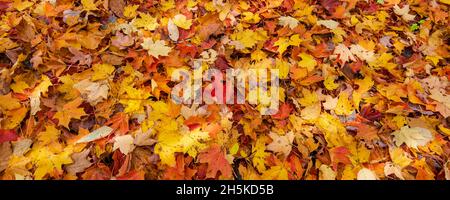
[198,144,232,179]
[54,97,87,128]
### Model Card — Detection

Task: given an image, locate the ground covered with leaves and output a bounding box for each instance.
[0,0,450,180]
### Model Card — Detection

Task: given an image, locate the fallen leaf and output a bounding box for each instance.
[54,98,87,128]
[113,135,135,154]
[357,168,377,180]
[66,149,93,175]
[266,131,295,157]
[76,126,114,144]
[141,38,172,58]
[197,144,232,179]
[392,126,433,149]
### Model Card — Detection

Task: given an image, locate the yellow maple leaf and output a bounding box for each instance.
[54,98,87,128]
[155,127,210,167]
[242,12,261,24]
[341,165,357,180]
[231,29,267,49]
[37,125,60,146]
[324,76,339,90]
[274,35,302,55]
[28,145,73,180]
[298,89,318,106]
[123,5,139,19]
[252,136,269,173]
[335,91,354,115]
[91,63,115,81]
[173,14,192,29]
[352,76,374,108]
[301,103,321,121]
[132,13,159,31]
[276,59,290,79]
[141,38,172,58]
[298,53,317,72]
[389,147,412,168]
[160,0,175,11]
[317,113,354,147]
[119,86,151,113]
[274,37,290,55]
[58,75,80,100]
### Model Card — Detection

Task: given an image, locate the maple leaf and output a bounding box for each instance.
[278,16,299,29]
[123,4,139,19]
[2,0,450,181]
[141,38,172,58]
[113,135,135,155]
[266,131,295,157]
[54,98,87,128]
[198,144,232,179]
[1,107,27,129]
[384,162,405,180]
[66,149,93,175]
[392,126,433,149]
[319,165,336,180]
[28,145,74,180]
[274,35,302,55]
[335,91,354,115]
[73,79,109,106]
[58,75,80,100]
[155,128,210,167]
[298,53,317,72]
[333,44,356,65]
[252,136,269,173]
[163,155,196,180]
[134,129,157,146]
[132,13,159,31]
[173,14,192,29]
[30,75,52,115]
[389,147,412,168]
[393,4,415,22]
[91,63,115,81]
[37,125,60,145]
[231,29,267,49]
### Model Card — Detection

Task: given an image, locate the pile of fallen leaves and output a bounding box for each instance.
[0,0,449,180]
